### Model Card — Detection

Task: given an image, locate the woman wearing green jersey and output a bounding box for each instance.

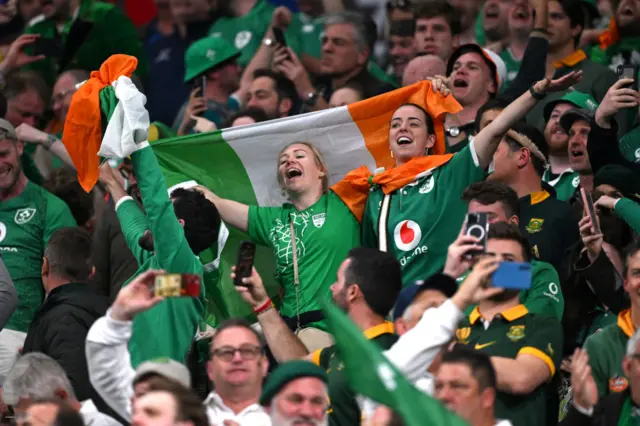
[199,141,360,351]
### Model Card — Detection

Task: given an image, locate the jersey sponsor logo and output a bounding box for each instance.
[312,213,325,228]
[0,222,6,243]
[525,218,544,234]
[302,24,315,33]
[474,341,496,350]
[506,325,525,341]
[572,176,580,187]
[609,375,629,393]
[544,282,560,302]
[418,176,435,194]
[394,220,422,251]
[235,31,252,49]
[15,208,36,225]
[456,327,471,343]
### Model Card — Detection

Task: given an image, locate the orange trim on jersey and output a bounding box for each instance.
[363,321,395,339]
[469,304,528,325]
[519,346,556,377]
[530,190,551,205]
[552,50,587,69]
[311,349,322,366]
[618,309,635,337]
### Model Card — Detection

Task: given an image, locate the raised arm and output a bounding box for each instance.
[474,71,583,169]
[195,186,249,233]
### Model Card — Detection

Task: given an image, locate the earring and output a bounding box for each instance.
[390,150,394,158]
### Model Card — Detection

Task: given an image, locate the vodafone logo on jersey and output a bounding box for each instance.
[394,220,422,251]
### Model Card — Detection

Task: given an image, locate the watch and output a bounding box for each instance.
[305,91,319,106]
[529,85,547,100]
[263,37,274,47]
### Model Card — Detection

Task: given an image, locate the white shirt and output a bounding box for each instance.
[80,400,122,426]
[203,392,270,426]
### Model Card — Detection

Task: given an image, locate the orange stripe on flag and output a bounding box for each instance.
[347,80,462,170]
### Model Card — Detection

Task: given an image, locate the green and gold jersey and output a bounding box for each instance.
[456,304,562,426]
[584,309,634,397]
[0,181,76,332]
[362,143,486,286]
[248,191,360,330]
[312,322,398,426]
[542,168,580,202]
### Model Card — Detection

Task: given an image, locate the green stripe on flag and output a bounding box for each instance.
[152,131,279,326]
[323,300,470,426]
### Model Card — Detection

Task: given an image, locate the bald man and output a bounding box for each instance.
[402,55,447,87]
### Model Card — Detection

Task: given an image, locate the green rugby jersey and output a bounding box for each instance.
[542,168,580,202]
[0,181,76,332]
[585,309,634,397]
[362,143,486,286]
[456,304,562,426]
[311,322,397,426]
[498,48,521,91]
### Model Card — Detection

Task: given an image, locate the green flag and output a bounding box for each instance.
[322,300,469,426]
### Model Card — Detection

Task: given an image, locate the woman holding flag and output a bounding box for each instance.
[333,71,583,287]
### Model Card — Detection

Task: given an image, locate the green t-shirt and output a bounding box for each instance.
[585,310,633,397]
[248,191,360,329]
[498,49,521,91]
[0,181,76,332]
[542,168,580,202]
[620,125,640,164]
[456,305,563,426]
[456,260,564,320]
[299,13,323,59]
[208,0,304,67]
[312,322,397,426]
[362,143,486,286]
[117,147,206,367]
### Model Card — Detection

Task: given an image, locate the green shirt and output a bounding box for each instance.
[312,322,397,426]
[208,0,304,67]
[584,309,633,397]
[589,36,640,71]
[299,13,323,59]
[498,48,521,91]
[248,191,360,329]
[362,143,486,286]
[456,305,563,426]
[542,168,580,202]
[0,181,76,332]
[615,198,640,234]
[116,147,206,367]
[456,260,564,320]
[619,125,640,164]
[24,0,147,86]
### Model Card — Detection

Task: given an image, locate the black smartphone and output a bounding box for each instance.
[33,37,61,57]
[234,241,256,286]
[272,27,287,48]
[465,212,489,257]
[617,64,639,91]
[192,75,206,116]
[581,188,601,235]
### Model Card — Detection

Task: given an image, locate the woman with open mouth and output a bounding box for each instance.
[196,141,360,352]
[355,72,582,287]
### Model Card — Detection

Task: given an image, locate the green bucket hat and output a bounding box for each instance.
[184,37,241,83]
[543,90,599,122]
[260,360,328,405]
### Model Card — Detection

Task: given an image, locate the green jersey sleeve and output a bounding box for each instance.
[131,147,202,275]
[443,141,488,187]
[116,199,151,265]
[518,316,563,378]
[247,205,282,246]
[584,331,609,397]
[43,194,77,245]
[361,198,378,249]
[615,198,640,234]
[521,261,564,320]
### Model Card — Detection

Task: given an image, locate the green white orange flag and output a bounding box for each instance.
[322,300,470,426]
[152,81,461,325]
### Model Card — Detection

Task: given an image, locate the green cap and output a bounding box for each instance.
[543,91,599,122]
[184,37,241,83]
[260,360,328,405]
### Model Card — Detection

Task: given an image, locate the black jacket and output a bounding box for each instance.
[22,283,109,401]
[562,390,628,426]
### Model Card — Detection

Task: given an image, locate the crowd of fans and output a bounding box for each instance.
[0,0,637,425]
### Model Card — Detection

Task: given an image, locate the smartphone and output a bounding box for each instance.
[491,262,532,290]
[580,188,601,235]
[272,27,287,48]
[234,241,256,286]
[192,75,207,116]
[465,212,489,257]
[33,37,61,57]
[617,64,639,91]
[153,273,202,298]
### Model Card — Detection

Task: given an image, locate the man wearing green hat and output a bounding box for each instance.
[542,90,599,201]
[174,37,243,136]
[260,360,329,426]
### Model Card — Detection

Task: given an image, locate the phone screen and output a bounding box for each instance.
[581,188,601,235]
[272,27,287,48]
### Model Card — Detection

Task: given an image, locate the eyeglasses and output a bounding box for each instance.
[212,345,263,361]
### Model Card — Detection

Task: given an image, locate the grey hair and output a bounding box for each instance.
[3,353,76,406]
[627,328,640,357]
[323,12,369,52]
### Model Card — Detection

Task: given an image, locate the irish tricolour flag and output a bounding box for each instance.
[152,81,461,325]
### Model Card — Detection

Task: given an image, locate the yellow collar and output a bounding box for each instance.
[469,304,529,325]
[530,190,551,205]
[553,50,587,69]
[363,321,395,339]
[618,309,635,337]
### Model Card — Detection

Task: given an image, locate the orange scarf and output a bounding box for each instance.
[599,17,620,50]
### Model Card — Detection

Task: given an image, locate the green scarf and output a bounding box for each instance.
[618,396,640,426]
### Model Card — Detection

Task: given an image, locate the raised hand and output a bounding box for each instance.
[0,34,45,75]
[232,266,270,310]
[595,78,639,125]
[571,348,598,410]
[443,223,483,279]
[533,70,583,94]
[111,270,165,321]
[452,257,504,310]
[579,215,603,263]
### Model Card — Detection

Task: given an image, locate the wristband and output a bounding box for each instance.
[253,299,274,314]
[529,85,546,100]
